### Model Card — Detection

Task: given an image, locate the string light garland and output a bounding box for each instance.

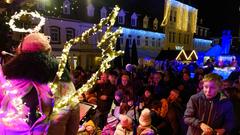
[7,10,45,33]
[175,49,198,61]
[161,0,197,33]
[49,5,123,112]
[0,68,28,124]
[2,5,123,121]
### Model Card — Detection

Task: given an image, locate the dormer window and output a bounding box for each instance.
[100,6,107,18]
[131,12,137,27]
[87,3,95,17]
[153,18,158,31]
[63,0,70,15]
[118,9,126,24]
[143,15,148,29]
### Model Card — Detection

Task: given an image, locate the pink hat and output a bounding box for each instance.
[139,108,152,127]
[20,33,51,53]
[119,114,132,129]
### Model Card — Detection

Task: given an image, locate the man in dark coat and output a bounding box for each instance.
[93,72,115,129]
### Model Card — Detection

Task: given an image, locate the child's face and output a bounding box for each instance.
[115,95,121,102]
[128,100,133,106]
[203,80,220,99]
[144,90,151,97]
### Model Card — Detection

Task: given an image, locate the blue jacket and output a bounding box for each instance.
[184,91,235,135]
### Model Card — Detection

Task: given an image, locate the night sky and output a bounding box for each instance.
[195,0,240,37]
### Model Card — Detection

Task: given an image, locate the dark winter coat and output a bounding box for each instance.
[184,91,235,135]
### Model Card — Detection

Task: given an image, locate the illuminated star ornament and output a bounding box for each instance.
[50,5,123,112]
[7,10,45,33]
[3,5,123,119]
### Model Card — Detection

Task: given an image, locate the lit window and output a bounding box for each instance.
[63,0,70,15]
[66,28,75,41]
[120,34,124,45]
[173,11,177,22]
[179,33,181,43]
[87,3,95,17]
[169,32,172,43]
[131,13,137,27]
[200,28,203,36]
[137,36,141,46]
[143,16,148,29]
[153,18,158,31]
[118,9,125,24]
[128,35,132,47]
[173,32,175,42]
[152,38,155,47]
[158,39,161,47]
[131,18,136,27]
[145,37,148,46]
[204,29,208,37]
[170,10,173,22]
[118,16,124,24]
[50,26,60,44]
[100,7,107,18]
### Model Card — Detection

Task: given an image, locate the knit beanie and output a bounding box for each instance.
[19,33,51,53]
[119,114,132,129]
[115,89,123,98]
[139,108,152,127]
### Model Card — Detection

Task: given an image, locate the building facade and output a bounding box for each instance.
[6,0,212,69]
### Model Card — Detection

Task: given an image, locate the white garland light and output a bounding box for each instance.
[7,10,45,33]
[50,5,123,112]
[1,6,123,122]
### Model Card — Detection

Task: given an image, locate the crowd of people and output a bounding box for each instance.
[0,32,239,135]
[75,60,240,135]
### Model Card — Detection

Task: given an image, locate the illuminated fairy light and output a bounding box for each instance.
[7,10,45,33]
[187,50,198,60]
[161,0,198,33]
[0,80,27,123]
[50,6,123,112]
[161,0,171,26]
[1,5,123,122]
[175,49,198,61]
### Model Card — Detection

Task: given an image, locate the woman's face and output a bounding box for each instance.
[121,76,129,86]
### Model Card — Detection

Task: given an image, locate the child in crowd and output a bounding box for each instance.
[184,73,235,135]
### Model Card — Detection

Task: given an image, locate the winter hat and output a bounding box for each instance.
[119,114,132,129]
[140,128,155,135]
[115,89,123,98]
[107,115,118,123]
[84,120,96,131]
[139,108,152,127]
[20,33,51,53]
